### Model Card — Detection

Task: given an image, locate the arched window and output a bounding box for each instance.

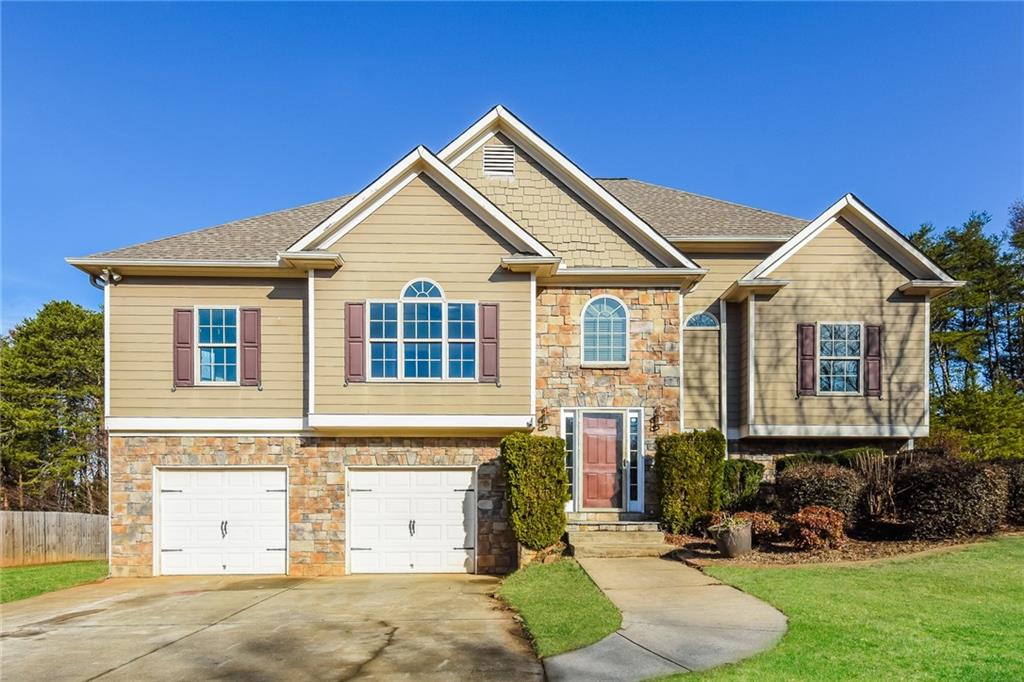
[368,279,477,381]
[685,311,720,329]
[582,296,629,364]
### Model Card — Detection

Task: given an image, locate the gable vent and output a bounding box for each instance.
[483,144,516,177]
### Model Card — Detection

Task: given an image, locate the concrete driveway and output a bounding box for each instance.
[1,573,542,681]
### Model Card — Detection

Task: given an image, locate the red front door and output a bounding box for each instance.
[582,413,623,509]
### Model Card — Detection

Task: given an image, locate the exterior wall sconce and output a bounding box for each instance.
[651,405,664,432]
[537,407,550,431]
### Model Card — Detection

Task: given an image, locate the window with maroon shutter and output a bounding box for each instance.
[345,302,366,383]
[240,308,261,387]
[173,308,194,387]
[865,325,883,397]
[796,323,816,396]
[479,303,499,384]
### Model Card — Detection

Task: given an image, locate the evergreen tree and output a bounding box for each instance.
[1,301,105,511]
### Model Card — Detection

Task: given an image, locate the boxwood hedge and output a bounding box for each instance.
[500,432,571,550]
[654,429,726,534]
[894,458,1009,539]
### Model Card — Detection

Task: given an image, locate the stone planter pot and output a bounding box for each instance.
[711,522,752,558]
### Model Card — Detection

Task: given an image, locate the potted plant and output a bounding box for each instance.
[708,514,752,558]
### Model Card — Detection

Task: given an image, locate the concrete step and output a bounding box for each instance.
[568,530,666,544]
[566,521,662,533]
[567,511,646,523]
[570,542,678,559]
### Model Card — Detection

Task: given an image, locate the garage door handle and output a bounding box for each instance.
[161,489,182,493]
[161,549,183,552]
[266,548,286,552]
[351,547,372,551]
[350,488,373,492]
[265,488,286,493]
[453,547,475,551]
[453,488,474,492]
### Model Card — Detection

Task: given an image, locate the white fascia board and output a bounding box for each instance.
[106,417,306,432]
[67,258,281,268]
[744,194,955,282]
[288,146,552,257]
[743,424,928,438]
[308,414,534,430]
[437,105,700,270]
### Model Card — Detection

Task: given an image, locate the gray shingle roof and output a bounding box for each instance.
[596,178,807,240]
[79,179,807,262]
[84,194,354,261]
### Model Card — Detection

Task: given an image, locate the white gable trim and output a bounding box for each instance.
[287,146,553,257]
[744,194,954,282]
[438,106,701,270]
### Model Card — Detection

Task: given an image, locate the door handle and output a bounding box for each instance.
[408,520,413,537]
[221,520,227,538]
[412,519,415,535]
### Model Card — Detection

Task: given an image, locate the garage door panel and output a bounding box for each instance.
[158,468,287,575]
[348,468,476,574]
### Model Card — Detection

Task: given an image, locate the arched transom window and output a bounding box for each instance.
[582,296,629,364]
[367,279,477,380]
[685,311,720,329]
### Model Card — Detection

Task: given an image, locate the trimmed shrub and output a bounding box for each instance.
[993,458,1024,525]
[894,458,1010,539]
[722,459,765,510]
[776,463,866,526]
[773,453,836,475]
[787,506,846,550]
[734,511,780,545]
[500,432,571,550]
[654,430,726,534]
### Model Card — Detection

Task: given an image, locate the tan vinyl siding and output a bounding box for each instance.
[753,218,927,428]
[456,133,658,268]
[109,277,305,417]
[314,174,532,415]
[682,253,769,432]
[683,329,720,430]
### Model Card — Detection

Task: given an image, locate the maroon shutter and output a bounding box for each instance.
[479,303,500,384]
[797,323,816,396]
[865,325,882,397]
[345,302,366,383]
[240,308,261,387]
[173,308,194,387]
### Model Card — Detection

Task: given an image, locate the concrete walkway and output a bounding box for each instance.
[545,557,787,681]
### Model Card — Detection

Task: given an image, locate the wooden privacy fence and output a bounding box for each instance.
[1,511,108,567]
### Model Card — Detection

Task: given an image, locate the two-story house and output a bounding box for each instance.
[68,106,962,577]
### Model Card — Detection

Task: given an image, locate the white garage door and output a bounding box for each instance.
[348,468,476,574]
[158,468,287,575]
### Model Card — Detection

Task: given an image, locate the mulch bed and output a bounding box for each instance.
[665,526,1024,567]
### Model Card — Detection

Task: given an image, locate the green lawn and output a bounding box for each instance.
[682,536,1024,681]
[1,560,108,603]
[499,559,622,657]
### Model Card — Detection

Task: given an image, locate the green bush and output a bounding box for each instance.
[500,432,571,550]
[722,459,765,510]
[654,429,726,534]
[993,459,1024,525]
[774,453,838,475]
[894,458,1010,539]
[776,463,866,527]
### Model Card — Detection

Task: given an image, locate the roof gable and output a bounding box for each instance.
[438,105,700,270]
[288,146,552,257]
[744,194,956,282]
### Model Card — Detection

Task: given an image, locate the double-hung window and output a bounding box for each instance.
[367,279,478,381]
[197,307,238,383]
[818,323,862,394]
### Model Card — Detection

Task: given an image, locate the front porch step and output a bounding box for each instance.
[567,511,646,523]
[566,522,663,534]
[569,529,665,544]
[570,540,678,559]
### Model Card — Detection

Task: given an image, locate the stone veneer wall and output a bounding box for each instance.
[535,287,681,514]
[109,436,515,577]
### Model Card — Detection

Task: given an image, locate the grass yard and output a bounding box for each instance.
[682,536,1024,681]
[1,560,108,603]
[499,559,622,657]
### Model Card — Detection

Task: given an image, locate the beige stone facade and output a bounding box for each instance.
[535,286,681,512]
[109,435,515,577]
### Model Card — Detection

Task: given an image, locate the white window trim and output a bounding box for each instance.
[580,295,630,368]
[816,321,865,396]
[365,280,480,383]
[560,407,644,513]
[194,305,240,386]
[684,310,720,330]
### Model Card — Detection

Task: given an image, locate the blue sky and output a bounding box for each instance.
[3,2,1022,332]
